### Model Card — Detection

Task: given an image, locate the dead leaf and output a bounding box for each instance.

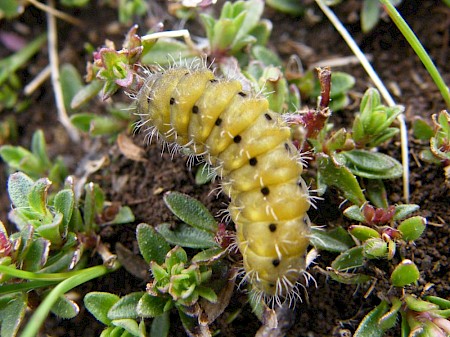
[117,132,147,162]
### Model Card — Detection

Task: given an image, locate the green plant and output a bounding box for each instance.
[293,84,404,206]
[352,295,450,337]
[327,0,403,33]
[0,171,134,336]
[85,192,229,336]
[0,129,68,185]
[0,34,46,112]
[414,110,450,184]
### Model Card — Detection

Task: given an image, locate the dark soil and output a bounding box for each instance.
[1,0,449,336]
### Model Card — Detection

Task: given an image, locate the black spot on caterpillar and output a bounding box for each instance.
[136,63,310,305]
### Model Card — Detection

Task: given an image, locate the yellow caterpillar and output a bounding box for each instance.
[136,63,310,304]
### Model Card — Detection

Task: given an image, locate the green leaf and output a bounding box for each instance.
[0,34,47,86]
[233,0,264,44]
[199,13,216,41]
[317,154,366,206]
[109,206,135,225]
[331,246,365,271]
[60,63,84,111]
[22,237,49,271]
[89,116,127,136]
[156,223,218,249]
[363,238,388,259]
[195,163,214,185]
[196,286,218,303]
[0,0,23,18]
[164,246,188,269]
[343,205,366,222]
[330,72,356,96]
[310,227,354,252]
[325,268,372,285]
[54,189,75,229]
[354,301,389,337]
[329,93,349,112]
[366,179,388,209]
[404,295,439,312]
[191,247,226,264]
[111,319,140,336]
[108,292,144,320]
[163,192,217,233]
[251,46,282,67]
[31,130,51,169]
[348,225,380,242]
[369,127,400,148]
[266,0,304,15]
[398,216,426,241]
[136,293,168,318]
[425,296,450,309]
[84,292,120,325]
[0,292,27,337]
[70,80,103,110]
[70,113,97,132]
[0,146,31,168]
[390,260,420,287]
[360,88,381,118]
[379,298,401,330]
[413,118,435,140]
[50,295,80,319]
[338,150,403,179]
[7,172,34,208]
[36,212,63,245]
[393,204,420,221]
[141,40,196,67]
[361,0,381,32]
[136,223,171,265]
[28,178,51,215]
[150,311,170,337]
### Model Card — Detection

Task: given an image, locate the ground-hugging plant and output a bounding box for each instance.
[1,0,448,336]
[0,135,134,337]
[73,1,443,334]
[84,192,230,337]
[414,110,450,185]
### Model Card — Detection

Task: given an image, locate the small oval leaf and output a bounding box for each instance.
[398,216,426,241]
[84,292,120,325]
[339,150,403,179]
[354,301,389,337]
[391,260,420,287]
[51,296,80,319]
[393,204,420,221]
[156,223,218,249]
[136,223,171,265]
[348,225,381,242]
[137,293,168,318]
[7,172,34,208]
[310,227,354,253]
[108,292,144,320]
[163,192,217,233]
[331,246,365,271]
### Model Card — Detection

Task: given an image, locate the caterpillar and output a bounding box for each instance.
[136,61,311,305]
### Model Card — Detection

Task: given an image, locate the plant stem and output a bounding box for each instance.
[19,264,119,337]
[0,280,59,295]
[380,0,450,109]
[0,264,111,281]
[314,0,410,202]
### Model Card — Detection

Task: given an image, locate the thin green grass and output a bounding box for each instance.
[380,0,450,109]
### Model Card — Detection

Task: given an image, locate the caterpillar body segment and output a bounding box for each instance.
[136,64,311,301]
